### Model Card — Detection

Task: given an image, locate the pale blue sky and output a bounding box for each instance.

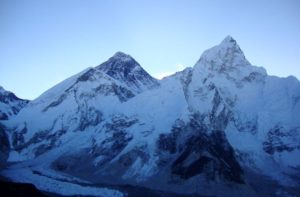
[0,0,299,100]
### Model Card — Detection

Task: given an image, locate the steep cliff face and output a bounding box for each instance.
[0,86,28,169]
[0,125,9,169]
[1,37,300,197]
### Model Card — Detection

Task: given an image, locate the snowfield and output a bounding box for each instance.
[2,164,124,197]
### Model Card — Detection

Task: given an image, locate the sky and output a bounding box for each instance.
[0,0,299,100]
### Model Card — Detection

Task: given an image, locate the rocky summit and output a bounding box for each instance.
[0,36,300,197]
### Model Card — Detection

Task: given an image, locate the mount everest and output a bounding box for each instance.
[0,36,300,197]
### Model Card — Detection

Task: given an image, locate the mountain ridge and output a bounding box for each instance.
[0,86,28,120]
[1,36,300,197]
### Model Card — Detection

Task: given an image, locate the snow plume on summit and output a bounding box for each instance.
[1,36,300,197]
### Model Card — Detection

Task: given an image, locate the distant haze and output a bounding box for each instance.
[0,0,299,100]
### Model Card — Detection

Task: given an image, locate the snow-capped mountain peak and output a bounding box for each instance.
[196,36,250,72]
[97,52,159,93]
[0,86,28,120]
[110,51,135,62]
[192,36,267,85]
[97,52,142,76]
[221,35,238,46]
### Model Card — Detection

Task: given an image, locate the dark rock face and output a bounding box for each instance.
[0,90,27,106]
[0,125,9,169]
[210,89,232,130]
[157,120,184,154]
[157,133,178,154]
[77,68,96,82]
[156,116,244,184]
[242,71,266,83]
[12,126,27,149]
[52,115,138,174]
[0,86,29,120]
[0,112,8,121]
[12,104,103,156]
[11,122,68,157]
[97,52,159,92]
[42,94,67,112]
[77,107,103,131]
[179,68,193,100]
[0,180,48,197]
[118,145,149,168]
[90,116,137,166]
[171,130,244,183]
[33,129,67,157]
[263,126,300,154]
[95,83,135,102]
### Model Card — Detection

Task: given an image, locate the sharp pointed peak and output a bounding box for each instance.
[218,35,239,50]
[97,51,144,77]
[115,51,126,55]
[195,35,250,71]
[96,51,142,74]
[222,35,236,43]
[202,35,245,58]
[113,51,129,57]
[97,51,141,70]
[110,51,135,62]
[96,51,159,93]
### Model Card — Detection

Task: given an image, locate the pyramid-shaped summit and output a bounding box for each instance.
[97,52,141,73]
[218,35,246,58]
[195,36,251,73]
[221,35,237,45]
[97,52,159,93]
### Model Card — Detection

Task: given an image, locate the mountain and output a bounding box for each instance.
[0,86,28,168]
[97,52,159,93]
[0,86,28,120]
[1,37,300,197]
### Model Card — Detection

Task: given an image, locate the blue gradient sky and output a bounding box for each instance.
[1,0,299,99]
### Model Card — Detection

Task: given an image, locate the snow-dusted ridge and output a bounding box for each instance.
[0,86,29,120]
[1,36,300,197]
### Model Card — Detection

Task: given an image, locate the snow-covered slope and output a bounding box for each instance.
[187,36,300,189]
[1,37,300,197]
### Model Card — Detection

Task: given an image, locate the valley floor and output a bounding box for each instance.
[0,163,208,197]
